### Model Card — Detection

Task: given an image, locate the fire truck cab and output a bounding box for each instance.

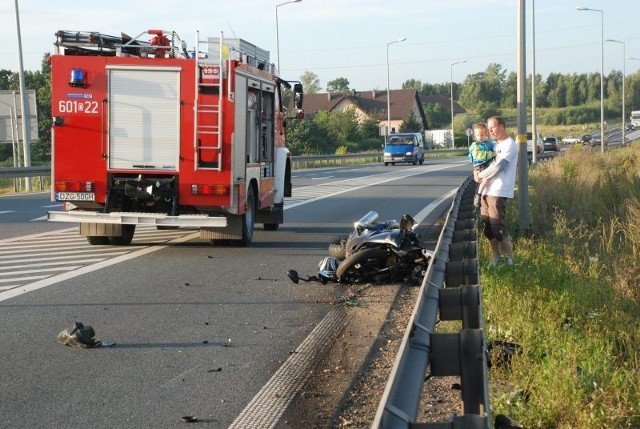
[48,29,303,246]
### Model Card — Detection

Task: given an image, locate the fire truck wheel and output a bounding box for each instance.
[240,186,256,246]
[86,236,109,245]
[109,225,136,246]
[263,223,279,231]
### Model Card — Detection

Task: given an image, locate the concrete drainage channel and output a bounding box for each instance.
[372,177,497,429]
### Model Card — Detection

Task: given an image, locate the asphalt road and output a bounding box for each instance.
[0,158,471,428]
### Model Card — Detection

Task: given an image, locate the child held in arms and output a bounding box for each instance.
[468,122,496,207]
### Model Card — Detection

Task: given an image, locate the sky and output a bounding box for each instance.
[1,0,639,92]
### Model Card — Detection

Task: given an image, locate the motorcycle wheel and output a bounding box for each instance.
[328,237,348,260]
[336,248,387,283]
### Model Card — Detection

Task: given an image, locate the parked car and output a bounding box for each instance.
[561,135,581,144]
[581,134,593,145]
[591,136,604,147]
[543,137,559,152]
[526,131,543,154]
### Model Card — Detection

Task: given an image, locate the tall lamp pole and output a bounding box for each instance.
[577,6,605,152]
[14,0,31,191]
[531,0,538,163]
[450,60,466,148]
[275,0,302,72]
[386,37,406,138]
[605,39,625,145]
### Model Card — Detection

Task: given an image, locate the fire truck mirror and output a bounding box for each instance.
[53,116,64,127]
[293,83,303,110]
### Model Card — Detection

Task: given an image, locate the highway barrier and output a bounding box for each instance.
[372,176,494,428]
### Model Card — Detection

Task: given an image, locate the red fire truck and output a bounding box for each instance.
[48,29,303,246]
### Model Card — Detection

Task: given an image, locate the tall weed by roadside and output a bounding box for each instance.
[481,145,640,427]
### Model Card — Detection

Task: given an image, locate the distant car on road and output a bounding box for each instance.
[626,124,635,131]
[526,131,543,154]
[383,132,425,166]
[581,134,593,145]
[561,136,581,144]
[543,137,559,152]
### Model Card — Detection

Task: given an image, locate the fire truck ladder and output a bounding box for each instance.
[193,31,224,171]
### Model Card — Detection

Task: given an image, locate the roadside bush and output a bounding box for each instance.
[358,137,384,152]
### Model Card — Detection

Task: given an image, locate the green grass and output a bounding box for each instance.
[480,145,640,428]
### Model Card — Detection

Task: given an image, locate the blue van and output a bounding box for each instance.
[383,132,425,166]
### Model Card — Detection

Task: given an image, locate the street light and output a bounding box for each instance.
[386,37,406,138]
[450,60,466,149]
[577,6,605,152]
[275,0,302,72]
[14,0,31,191]
[605,39,625,145]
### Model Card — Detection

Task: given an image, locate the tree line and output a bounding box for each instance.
[407,63,640,129]
[3,57,640,162]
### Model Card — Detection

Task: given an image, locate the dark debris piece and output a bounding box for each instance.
[180,416,198,423]
[57,321,102,349]
[487,340,521,368]
[494,414,523,429]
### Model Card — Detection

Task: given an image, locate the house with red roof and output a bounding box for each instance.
[300,89,467,135]
[301,89,428,134]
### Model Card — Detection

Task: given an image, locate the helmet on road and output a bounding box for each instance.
[318,256,339,283]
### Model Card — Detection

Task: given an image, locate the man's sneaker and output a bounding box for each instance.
[488,256,503,267]
[488,256,514,267]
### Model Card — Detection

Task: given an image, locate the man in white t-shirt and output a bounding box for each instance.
[473,116,517,265]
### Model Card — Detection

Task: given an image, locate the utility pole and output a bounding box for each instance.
[517,0,530,232]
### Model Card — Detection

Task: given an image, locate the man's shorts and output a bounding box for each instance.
[480,195,510,241]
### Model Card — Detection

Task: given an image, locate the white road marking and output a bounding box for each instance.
[0,230,199,302]
[284,164,457,210]
[0,162,465,301]
[412,188,458,225]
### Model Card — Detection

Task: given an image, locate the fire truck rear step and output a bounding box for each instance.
[47,211,227,228]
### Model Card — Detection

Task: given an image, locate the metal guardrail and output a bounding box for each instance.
[0,150,464,181]
[372,177,493,428]
[290,149,462,169]
[0,166,50,178]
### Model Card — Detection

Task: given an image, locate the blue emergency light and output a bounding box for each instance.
[69,69,86,87]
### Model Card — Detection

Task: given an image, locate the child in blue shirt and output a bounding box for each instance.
[468,123,496,206]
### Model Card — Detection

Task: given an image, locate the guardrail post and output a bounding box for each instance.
[429,330,489,419]
[459,329,489,415]
[438,285,481,329]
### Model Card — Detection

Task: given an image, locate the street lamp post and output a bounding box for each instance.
[450,60,466,149]
[386,37,406,138]
[577,6,605,152]
[605,39,625,145]
[275,0,302,72]
[14,0,31,191]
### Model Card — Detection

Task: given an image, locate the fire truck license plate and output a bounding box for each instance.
[56,192,95,202]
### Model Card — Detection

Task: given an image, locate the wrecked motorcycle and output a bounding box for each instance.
[287,211,431,285]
